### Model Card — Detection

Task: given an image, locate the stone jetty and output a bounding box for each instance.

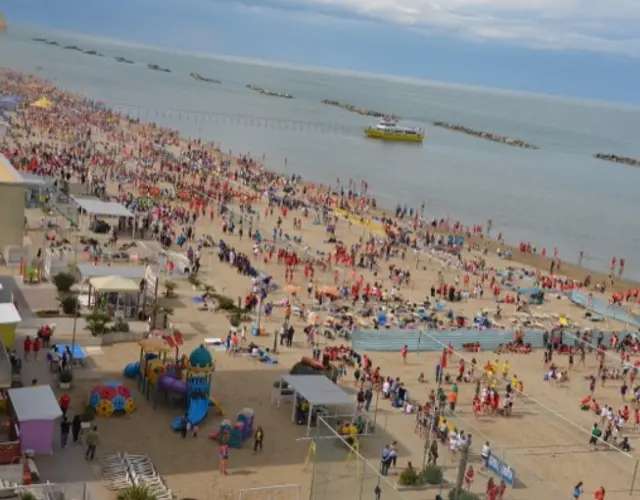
[433,122,539,149]
[190,72,221,84]
[148,64,171,73]
[321,99,387,118]
[115,56,134,64]
[246,84,294,99]
[594,153,640,167]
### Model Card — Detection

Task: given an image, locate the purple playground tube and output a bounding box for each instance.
[158,374,188,394]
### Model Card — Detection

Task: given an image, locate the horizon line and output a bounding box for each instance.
[7,22,640,112]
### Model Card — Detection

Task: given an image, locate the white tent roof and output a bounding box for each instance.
[281,374,354,406]
[77,264,146,280]
[0,303,21,325]
[9,385,62,421]
[90,275,140,292]
[72,195,134,218]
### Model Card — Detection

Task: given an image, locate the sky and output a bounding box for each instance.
[4,0,640,102]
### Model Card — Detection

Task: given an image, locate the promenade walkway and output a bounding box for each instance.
[15,327,112,500]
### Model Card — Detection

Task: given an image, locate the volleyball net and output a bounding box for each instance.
[310,416,403,500]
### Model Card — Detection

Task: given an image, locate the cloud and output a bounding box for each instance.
[235,0,640,55]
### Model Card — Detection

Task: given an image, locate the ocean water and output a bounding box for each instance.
[2,27,640,279]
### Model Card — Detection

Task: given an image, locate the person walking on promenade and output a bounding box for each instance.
[60,417,70,449]
[72,415,82,443]
[253,426,264,452]
[85,426,99,460]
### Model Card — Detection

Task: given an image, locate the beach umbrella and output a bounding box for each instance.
[321,285,338,296]
[284,284,300,294]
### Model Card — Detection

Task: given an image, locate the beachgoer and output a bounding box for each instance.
[254,425,264,452]
[573,482,584,499]
[60,416,70,449]
[72,415,82,443]
[219,443,229,474]
[85,426,99,460]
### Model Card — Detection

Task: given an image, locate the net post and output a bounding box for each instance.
[630,459,639,496]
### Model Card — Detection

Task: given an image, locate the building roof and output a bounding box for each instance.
[77,264,146,280]
[9,385,63,421]
[21,173,55,188]
[0,154,24,185]
[281,374,354,407]
[72,195,134,218]
[0,303,21,325]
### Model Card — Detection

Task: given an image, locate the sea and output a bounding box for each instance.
[2,26,640,279]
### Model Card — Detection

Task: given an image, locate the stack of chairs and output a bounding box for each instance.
[98,453,173,500]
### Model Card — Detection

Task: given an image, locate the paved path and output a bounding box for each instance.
[15,330,112,500]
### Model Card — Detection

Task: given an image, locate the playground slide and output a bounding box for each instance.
[171,398,209,431]
[158,374,188,394]
[123,362,140,379]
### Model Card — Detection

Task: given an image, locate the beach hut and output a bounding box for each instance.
[0,303,21,349]
[30,98,53,110]
[8,385,62,454]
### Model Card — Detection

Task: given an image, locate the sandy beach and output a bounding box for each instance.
[2,68,640,500]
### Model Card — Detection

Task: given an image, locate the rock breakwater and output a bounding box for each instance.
[322,99,387,118]
[433,122,539,149]
[594,153,640,167]
[246,84,294,99]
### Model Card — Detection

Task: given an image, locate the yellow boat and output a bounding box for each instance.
[365,117,424,143]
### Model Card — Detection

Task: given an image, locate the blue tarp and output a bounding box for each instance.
[517,287,542,295]
[569,290,640,328]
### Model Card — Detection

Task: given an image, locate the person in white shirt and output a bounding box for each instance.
[480,442,491,469]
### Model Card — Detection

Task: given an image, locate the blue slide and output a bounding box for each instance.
[171,398,209,431]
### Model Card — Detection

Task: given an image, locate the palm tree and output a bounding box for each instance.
[85,310,112,336]
[149,301,174,330]
[116,486,158,500]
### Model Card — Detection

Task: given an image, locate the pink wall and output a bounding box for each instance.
[20,420,56,455]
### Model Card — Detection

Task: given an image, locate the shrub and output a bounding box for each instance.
[187,273,201,287]
[58,370,73,384]
[52,272,76,293]
[85,310,112,336]
[21,492,38,500]
[421,464,444,485]
[58,294,79,315]
[116,485,158,500]
[164,280,177,298]
[448,488,481,500]
[229,313,241,328]
[215,295,236,311]
[398,468,421,486]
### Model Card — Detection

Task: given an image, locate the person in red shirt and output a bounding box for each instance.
[59,393,71,417]
[401,345,408,364]
[464,465,474,490]
[32,337,41,361]
[594,487,605,500]
[23,336,32,361]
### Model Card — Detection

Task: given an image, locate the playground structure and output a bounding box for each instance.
[122,336,224,429]
[209,408,255,448]
[89,381,136,417]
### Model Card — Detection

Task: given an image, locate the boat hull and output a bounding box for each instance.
[365,128,424,143]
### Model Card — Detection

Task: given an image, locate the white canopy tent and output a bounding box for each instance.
[88,275,141,318]
[274,374,356,436]
[90,275,139,293]
[71,195,135,237]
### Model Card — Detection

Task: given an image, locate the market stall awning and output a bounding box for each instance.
[90,275,140,293]
[72,195,134,218]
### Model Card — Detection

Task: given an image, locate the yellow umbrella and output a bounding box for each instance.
[31,97,53,110]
